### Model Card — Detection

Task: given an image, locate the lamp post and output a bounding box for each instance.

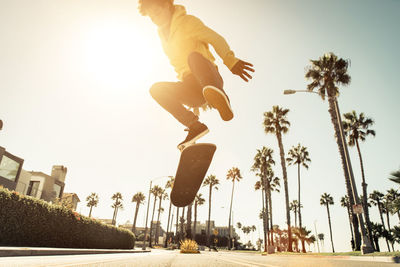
[142,175,173,250]
[284,89,374,254]
[314,220,320,253]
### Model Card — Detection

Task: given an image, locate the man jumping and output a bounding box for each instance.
[139,0,254,150]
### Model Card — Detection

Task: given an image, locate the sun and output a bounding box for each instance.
[84,20,157,88]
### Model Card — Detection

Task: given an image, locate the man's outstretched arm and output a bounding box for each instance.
[186,16,254,82]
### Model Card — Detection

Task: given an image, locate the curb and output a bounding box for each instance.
[0,247,151,257]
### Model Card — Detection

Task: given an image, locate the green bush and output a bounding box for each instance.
[0,188,134,249]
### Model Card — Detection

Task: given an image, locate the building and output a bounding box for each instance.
[0,146,24,191]
[61,193,81,211]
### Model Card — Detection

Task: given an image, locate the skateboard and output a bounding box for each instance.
[170,143,216,207]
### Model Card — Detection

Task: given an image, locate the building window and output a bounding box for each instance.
[27,181,40,197]
[0,155,20,182]
[53,183,62,199]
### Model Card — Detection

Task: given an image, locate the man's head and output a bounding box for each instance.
[138,0,174,27]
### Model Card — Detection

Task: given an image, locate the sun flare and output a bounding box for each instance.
[84,20,156,88]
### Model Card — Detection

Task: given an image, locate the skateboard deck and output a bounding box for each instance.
[171,143,216,207]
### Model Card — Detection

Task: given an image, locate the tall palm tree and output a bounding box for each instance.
[251,146,275,250]
[340,195,355,250]
[370,190,391,251]
[343,110,375,246]
[203,174,219,248]
[389,168,400,185]
[287,144,311,233]
[164,176,174,247]
[149,185,162,247]
[263,105,292,251]
[155,190,168,244]
[320,193,335,253]
[111,192,123,225]
[226,167,242,249]
[86,192,99,218]
[305,52,366,251]
[193,193,205,238]
[131,192,145,235]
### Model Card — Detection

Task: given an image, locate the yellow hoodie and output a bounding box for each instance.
[158,5,239,80]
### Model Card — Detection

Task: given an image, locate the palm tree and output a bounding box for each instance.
[370,222,384,252]
[193,193,205,238]
[186,202,193,239]
[86,192,99,218]
[320,193,335,253]
[342,110,375,247]
[263,105,292,251]
[251,146,275,250]
[389,168,400,185]
[203,174,219,248]
[111,192,123,225]
[149,185,162,247]
[305,52,366,251]
[289,200,301,228]
[155,190,168,244]
[293,227,312,253]
[370,190,391,251]
[287,144,311,234]
[318,233,325,250]
[340,195,355,250]
[164,176,174,247]
[226,167,242,249]
[131,192,145,235]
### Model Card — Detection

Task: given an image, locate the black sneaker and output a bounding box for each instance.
[203,85,233,121]
[177,122,209,151]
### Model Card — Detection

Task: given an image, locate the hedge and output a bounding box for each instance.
[0,188,134,249]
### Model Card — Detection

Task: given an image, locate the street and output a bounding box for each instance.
[0,249,398,267]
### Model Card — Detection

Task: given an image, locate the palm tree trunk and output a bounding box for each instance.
[207,186,212,248]
[175,207,179,243]
[345,202,355,250]
[378,203,391,251]
[264,179,270,246]
[194,202,198,240]
[180,207,185,241]
[261,182,268,252]
[294,209,297,228]
[112,207,117,225]
[326,204,335,253]
[298,163,302,228]
[268,188,274,246]
[276,131,292,252]
[132,202,140,235]
[165,200,172,248]
[89,206,93,218]
[228,180,235,249]
[149,197,157,247]
[355,139,374,250]
[327,97,362,250]
[155,197,163,244]
[186,203,193,239]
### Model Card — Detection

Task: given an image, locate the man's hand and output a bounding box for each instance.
[231,60,254,82]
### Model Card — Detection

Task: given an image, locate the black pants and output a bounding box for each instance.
[149,52,224,127]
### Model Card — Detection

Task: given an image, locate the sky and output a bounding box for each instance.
[1,0,399,252]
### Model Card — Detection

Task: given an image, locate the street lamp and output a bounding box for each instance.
[284,89,374,254]
[142,175,173,251]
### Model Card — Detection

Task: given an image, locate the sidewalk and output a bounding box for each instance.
[267,253,400,264]
[0,246,151,257]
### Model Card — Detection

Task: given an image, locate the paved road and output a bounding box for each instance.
[0,249,398,267]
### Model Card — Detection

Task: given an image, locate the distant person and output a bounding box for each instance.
[139,0,254,150]
[0,120,3,131]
